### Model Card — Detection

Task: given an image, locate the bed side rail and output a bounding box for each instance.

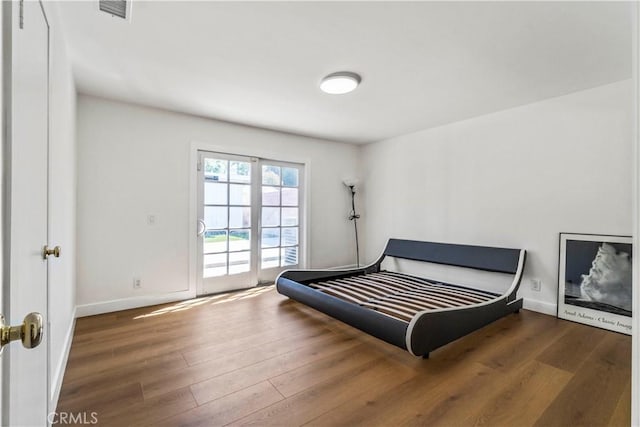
[277,277,409,350]
[407,297,523,357]
[383,239,522,274]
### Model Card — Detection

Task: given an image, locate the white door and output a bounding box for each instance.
[197,151,304,295]
[2,1,50,425]
[257,160,304,282]
[197,152,257,294]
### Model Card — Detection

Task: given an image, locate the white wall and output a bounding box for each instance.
[361,80,632,314]
[43,1,77,413]
[76,95,360,313]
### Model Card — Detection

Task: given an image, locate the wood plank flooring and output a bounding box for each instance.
[56,286,631,426]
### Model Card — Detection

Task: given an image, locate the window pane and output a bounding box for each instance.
[229,229,250,251]
[204,206,227,229]
[204,230,227,253]
[262,207,280,227]
[261,228,280,248]
[261,247,279,269]
[229,207,251,228]
[282,167,299,187]
[229,251,250,274]
[204,253,226,277]
[262,165,281,185]
[204,159,227,182]
[229,161,251,183]
[282,227,298,246]
[262,186,280,206]
[281,208,298,226]
[281,247,298,267]
[230,184,251,206]
[281,188,298,206]
[204,182,227,205]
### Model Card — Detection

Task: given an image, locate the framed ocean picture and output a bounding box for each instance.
[558,233,632,335]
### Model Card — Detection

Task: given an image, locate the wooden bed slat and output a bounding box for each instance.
[374,277,495,305]
[381,294,444,311]
[379,271,499,298]
[323,281,383,300]
[366,274,492,304]
[360,302,415,322]
[309,283,365,304]
[308,271,499,324]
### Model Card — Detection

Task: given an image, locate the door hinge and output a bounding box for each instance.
[19,0,24,29]
[197,160,202,171]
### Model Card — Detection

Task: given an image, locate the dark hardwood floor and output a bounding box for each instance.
[56,286,631,426]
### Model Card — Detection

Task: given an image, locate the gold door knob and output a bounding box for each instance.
[42,245,61,259]
[0,312,43,353]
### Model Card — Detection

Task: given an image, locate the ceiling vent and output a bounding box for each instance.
[99,0,130,20]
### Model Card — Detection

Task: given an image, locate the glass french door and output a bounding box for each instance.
[197,151,303,295]
[259,161,302,273]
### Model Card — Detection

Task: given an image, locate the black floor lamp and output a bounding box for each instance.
[343,179,360,268]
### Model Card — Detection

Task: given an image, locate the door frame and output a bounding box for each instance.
[189,141,311,296]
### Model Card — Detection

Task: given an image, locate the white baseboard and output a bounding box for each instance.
[522,298,557,316]
[49,307,76,414]
[76,290,196,318]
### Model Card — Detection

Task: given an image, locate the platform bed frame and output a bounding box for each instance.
[276,239,526,358]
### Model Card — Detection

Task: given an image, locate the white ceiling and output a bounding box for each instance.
[58,1,632,144]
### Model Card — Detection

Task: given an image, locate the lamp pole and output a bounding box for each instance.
[347,185,360,268]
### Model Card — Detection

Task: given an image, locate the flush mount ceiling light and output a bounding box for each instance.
[320,72,361,95]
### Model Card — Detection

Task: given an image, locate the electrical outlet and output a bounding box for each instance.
[531,278,542,292]
[147,215,156,226]
[133,277,142,289]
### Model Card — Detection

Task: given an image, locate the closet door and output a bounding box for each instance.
[2,1,50,424]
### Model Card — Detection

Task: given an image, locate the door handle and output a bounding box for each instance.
[197,219,206,237]
[42,245,61,259]
[0,312,43,353]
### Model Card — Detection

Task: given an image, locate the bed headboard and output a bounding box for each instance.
[383,238,522,274]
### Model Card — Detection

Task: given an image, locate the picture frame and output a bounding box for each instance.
[558,233,632,335]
